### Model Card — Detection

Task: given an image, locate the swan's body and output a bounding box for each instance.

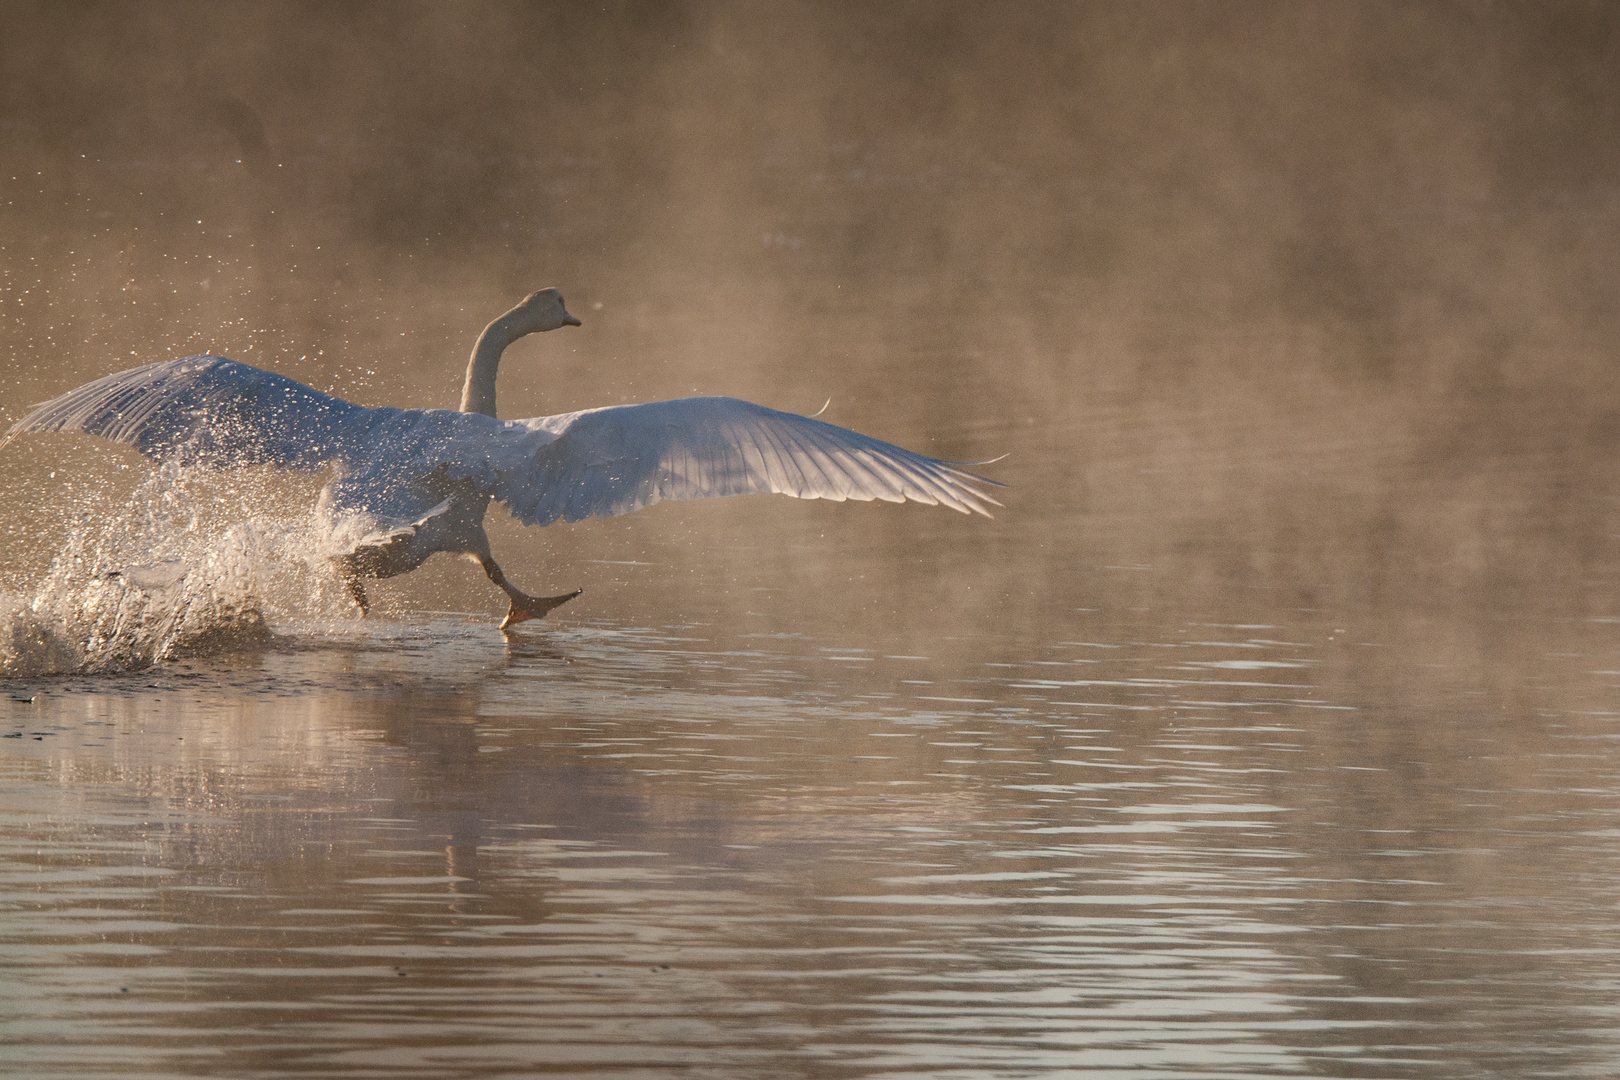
[5,289,1001,627]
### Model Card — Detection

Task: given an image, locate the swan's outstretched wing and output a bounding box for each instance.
[3,355,531,483]
[3,355,368,470]
[492,396,1002,525]
[7,360,1002,525]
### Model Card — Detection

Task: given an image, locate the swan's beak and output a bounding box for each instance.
[563,313,582,327]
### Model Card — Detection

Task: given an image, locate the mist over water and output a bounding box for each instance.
[4,3,1620,1077]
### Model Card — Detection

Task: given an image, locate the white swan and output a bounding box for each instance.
[4,289,1002,628]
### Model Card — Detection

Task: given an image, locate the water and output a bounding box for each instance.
[8,4,1620,1076]
[4,602,1620,1078]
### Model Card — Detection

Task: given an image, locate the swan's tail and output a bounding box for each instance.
[499,588,582,630]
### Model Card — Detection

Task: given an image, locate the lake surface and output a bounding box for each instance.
[5,593,1620,1078]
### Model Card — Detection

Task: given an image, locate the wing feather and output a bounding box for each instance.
[3,354,545,486]
[498,396,1001,525]
[752,415,815,494]
[3,355,388,470]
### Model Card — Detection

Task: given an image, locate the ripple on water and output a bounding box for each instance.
[3,618,1620,1077]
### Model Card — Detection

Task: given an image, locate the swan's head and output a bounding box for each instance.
[509,288,582,334]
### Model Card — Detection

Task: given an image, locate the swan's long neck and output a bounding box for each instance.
[459,312,526,417]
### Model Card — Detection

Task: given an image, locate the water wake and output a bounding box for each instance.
[2,463,348,677]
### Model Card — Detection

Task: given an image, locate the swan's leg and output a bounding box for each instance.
[334,556,370,615]
[481,557,580,630]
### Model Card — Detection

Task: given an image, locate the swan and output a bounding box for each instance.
[3,289,1002,628]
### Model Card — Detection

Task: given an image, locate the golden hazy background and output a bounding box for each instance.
[5,13,1620,1056]
[2,1,1618,656]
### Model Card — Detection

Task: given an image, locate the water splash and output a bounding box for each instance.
[0,592,85,677]
[2,462,348,677]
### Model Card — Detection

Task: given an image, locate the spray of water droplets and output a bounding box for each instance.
[2,461,356,677]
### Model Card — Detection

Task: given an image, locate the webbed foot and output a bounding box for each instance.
[499,588,582,631]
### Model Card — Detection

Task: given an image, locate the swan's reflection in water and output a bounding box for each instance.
[5,613,1620,1078]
